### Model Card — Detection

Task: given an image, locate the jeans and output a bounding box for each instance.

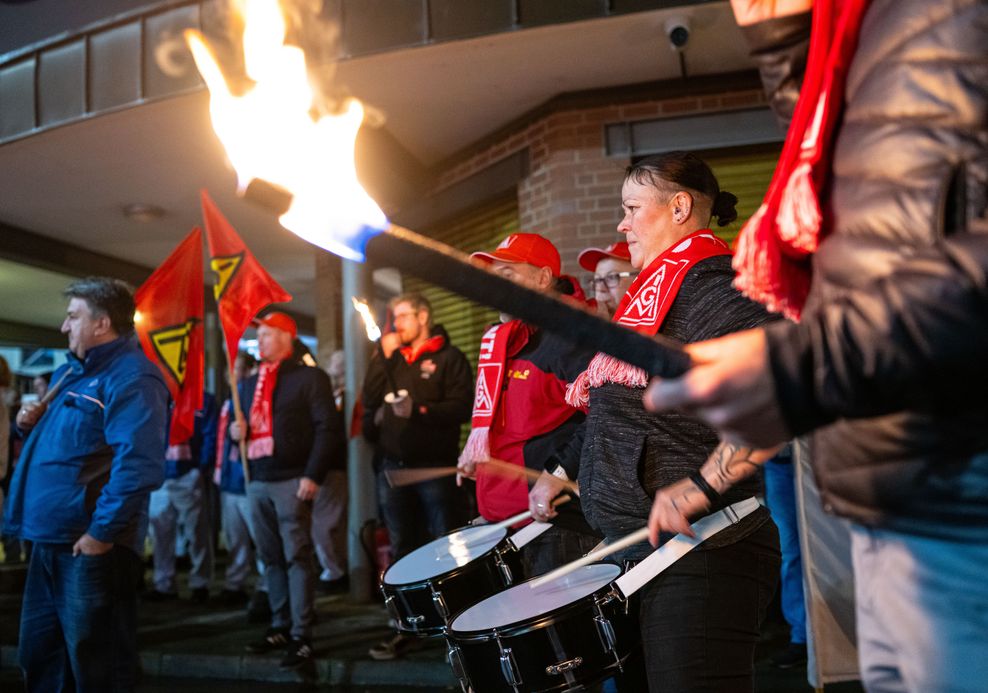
[630,520,780,692]
[763,457,807,644]
[851,525,988,693]
[247,478,315,639]
[220,491,265,592]
[148,468,213,592]
[377,457,459,560]
[19,542,142,693]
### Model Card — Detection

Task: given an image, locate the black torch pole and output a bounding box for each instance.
[243,179,691,378]
[376,339,400,395]
[367,226,691,378]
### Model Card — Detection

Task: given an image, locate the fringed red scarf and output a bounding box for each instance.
[214,399,231,484]
[733,0,870,321]
[247,360,281,459]
[568,231,731,406]
[459,320,533,465]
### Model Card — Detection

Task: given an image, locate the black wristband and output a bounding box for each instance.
[688,471,721,506]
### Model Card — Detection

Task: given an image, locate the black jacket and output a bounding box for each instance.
[238,360,345,483]
[361,325,473,467]
[747,0,988,539]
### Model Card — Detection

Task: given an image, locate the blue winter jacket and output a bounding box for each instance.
[2,335,169,554]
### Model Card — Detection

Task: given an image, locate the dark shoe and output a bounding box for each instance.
[143,590,178,603]
[317,575,349,595]
[246,627,290,654]
[246,590,272,624]
[280,638,314,669]
[771,642,808,669]
[190,587,210,603]
[219,588,250,607]
[368,632,424,661]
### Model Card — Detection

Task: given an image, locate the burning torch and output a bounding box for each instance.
[351,297,407,408]
[184,2,690,378]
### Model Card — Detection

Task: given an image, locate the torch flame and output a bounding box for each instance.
[185,0,388,261]
[351,297,381,342]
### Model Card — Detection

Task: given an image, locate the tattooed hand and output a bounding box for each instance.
[647,441,783,546]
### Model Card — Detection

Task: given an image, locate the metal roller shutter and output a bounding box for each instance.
[699,143,782,246]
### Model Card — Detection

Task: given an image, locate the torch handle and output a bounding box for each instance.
[367,226,691,378]
[376,340,401,395]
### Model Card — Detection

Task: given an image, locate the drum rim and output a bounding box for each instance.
[447,574,622,638]
[382,527,515,588]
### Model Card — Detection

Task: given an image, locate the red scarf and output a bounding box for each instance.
[459,320,533,465]
[568,230,731,406]
[398,333,445,364]
[247,360,281,459]
[733,0,870,321]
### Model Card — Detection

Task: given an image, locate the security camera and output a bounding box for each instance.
[664,16,690,51]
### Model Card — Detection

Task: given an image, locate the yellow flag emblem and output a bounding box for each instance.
[211,253,244,300]
[150,319,200,386]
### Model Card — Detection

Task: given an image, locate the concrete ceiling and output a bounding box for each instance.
[0,2,754,333]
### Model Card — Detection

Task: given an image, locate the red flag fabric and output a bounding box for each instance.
[200,189,293,364]
[135,227,205,445]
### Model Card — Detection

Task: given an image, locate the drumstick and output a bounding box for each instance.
[484,458,580,494]
[384,466,458,487]
[385,458,579,493]
[529,526,650,589]
[459,495,572,547]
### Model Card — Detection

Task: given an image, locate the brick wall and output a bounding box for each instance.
[431,87,767,275]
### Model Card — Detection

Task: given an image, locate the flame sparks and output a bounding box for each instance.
[351,297,381,342]
[185,0,388,261]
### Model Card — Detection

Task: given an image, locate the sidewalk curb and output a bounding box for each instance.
[2,645,456,687]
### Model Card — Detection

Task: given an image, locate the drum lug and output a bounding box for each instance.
[446,640,471,692]
[594,615,617,656]
[494,550,514,586]
[432,589,449,621]
[494,630,522,690]
[545,656,583,676]
[384,595,402,625]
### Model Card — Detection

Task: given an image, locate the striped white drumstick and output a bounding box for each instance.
[529,526,650,589]
[458,495,572,548]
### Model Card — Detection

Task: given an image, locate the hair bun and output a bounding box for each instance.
[712,190,738,226]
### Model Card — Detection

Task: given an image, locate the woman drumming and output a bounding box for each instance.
[552,151,781,691]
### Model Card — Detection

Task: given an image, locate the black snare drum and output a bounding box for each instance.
[381,524,523,636]
[445,563,639,692]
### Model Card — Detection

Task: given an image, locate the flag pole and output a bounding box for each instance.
[220,330,251,485]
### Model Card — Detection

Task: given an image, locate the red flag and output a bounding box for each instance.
[201,189,292,364]
[135,228,205,444]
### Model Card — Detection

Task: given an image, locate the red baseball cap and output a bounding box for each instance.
[470,233,561,277]
[577,241,632,272]
[254,311,297,338]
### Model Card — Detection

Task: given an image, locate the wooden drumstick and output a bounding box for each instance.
[529,526,650,589]
[41,368,72,405]
[385,458,579,494]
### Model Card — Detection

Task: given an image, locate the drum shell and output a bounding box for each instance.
[382,539,523,636]
[446,585,639,692]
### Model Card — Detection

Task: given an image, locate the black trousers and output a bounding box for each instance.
[626,520,781,692]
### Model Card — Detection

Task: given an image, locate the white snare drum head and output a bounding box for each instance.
[450,563,621,632]
[383,525,509,585]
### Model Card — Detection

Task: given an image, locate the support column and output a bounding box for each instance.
[342,259,377,602]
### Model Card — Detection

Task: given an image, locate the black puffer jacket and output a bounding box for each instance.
[747,0,988,540]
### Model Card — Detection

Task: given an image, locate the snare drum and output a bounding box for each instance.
[381,524,523,636]
[446,563,639,693]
